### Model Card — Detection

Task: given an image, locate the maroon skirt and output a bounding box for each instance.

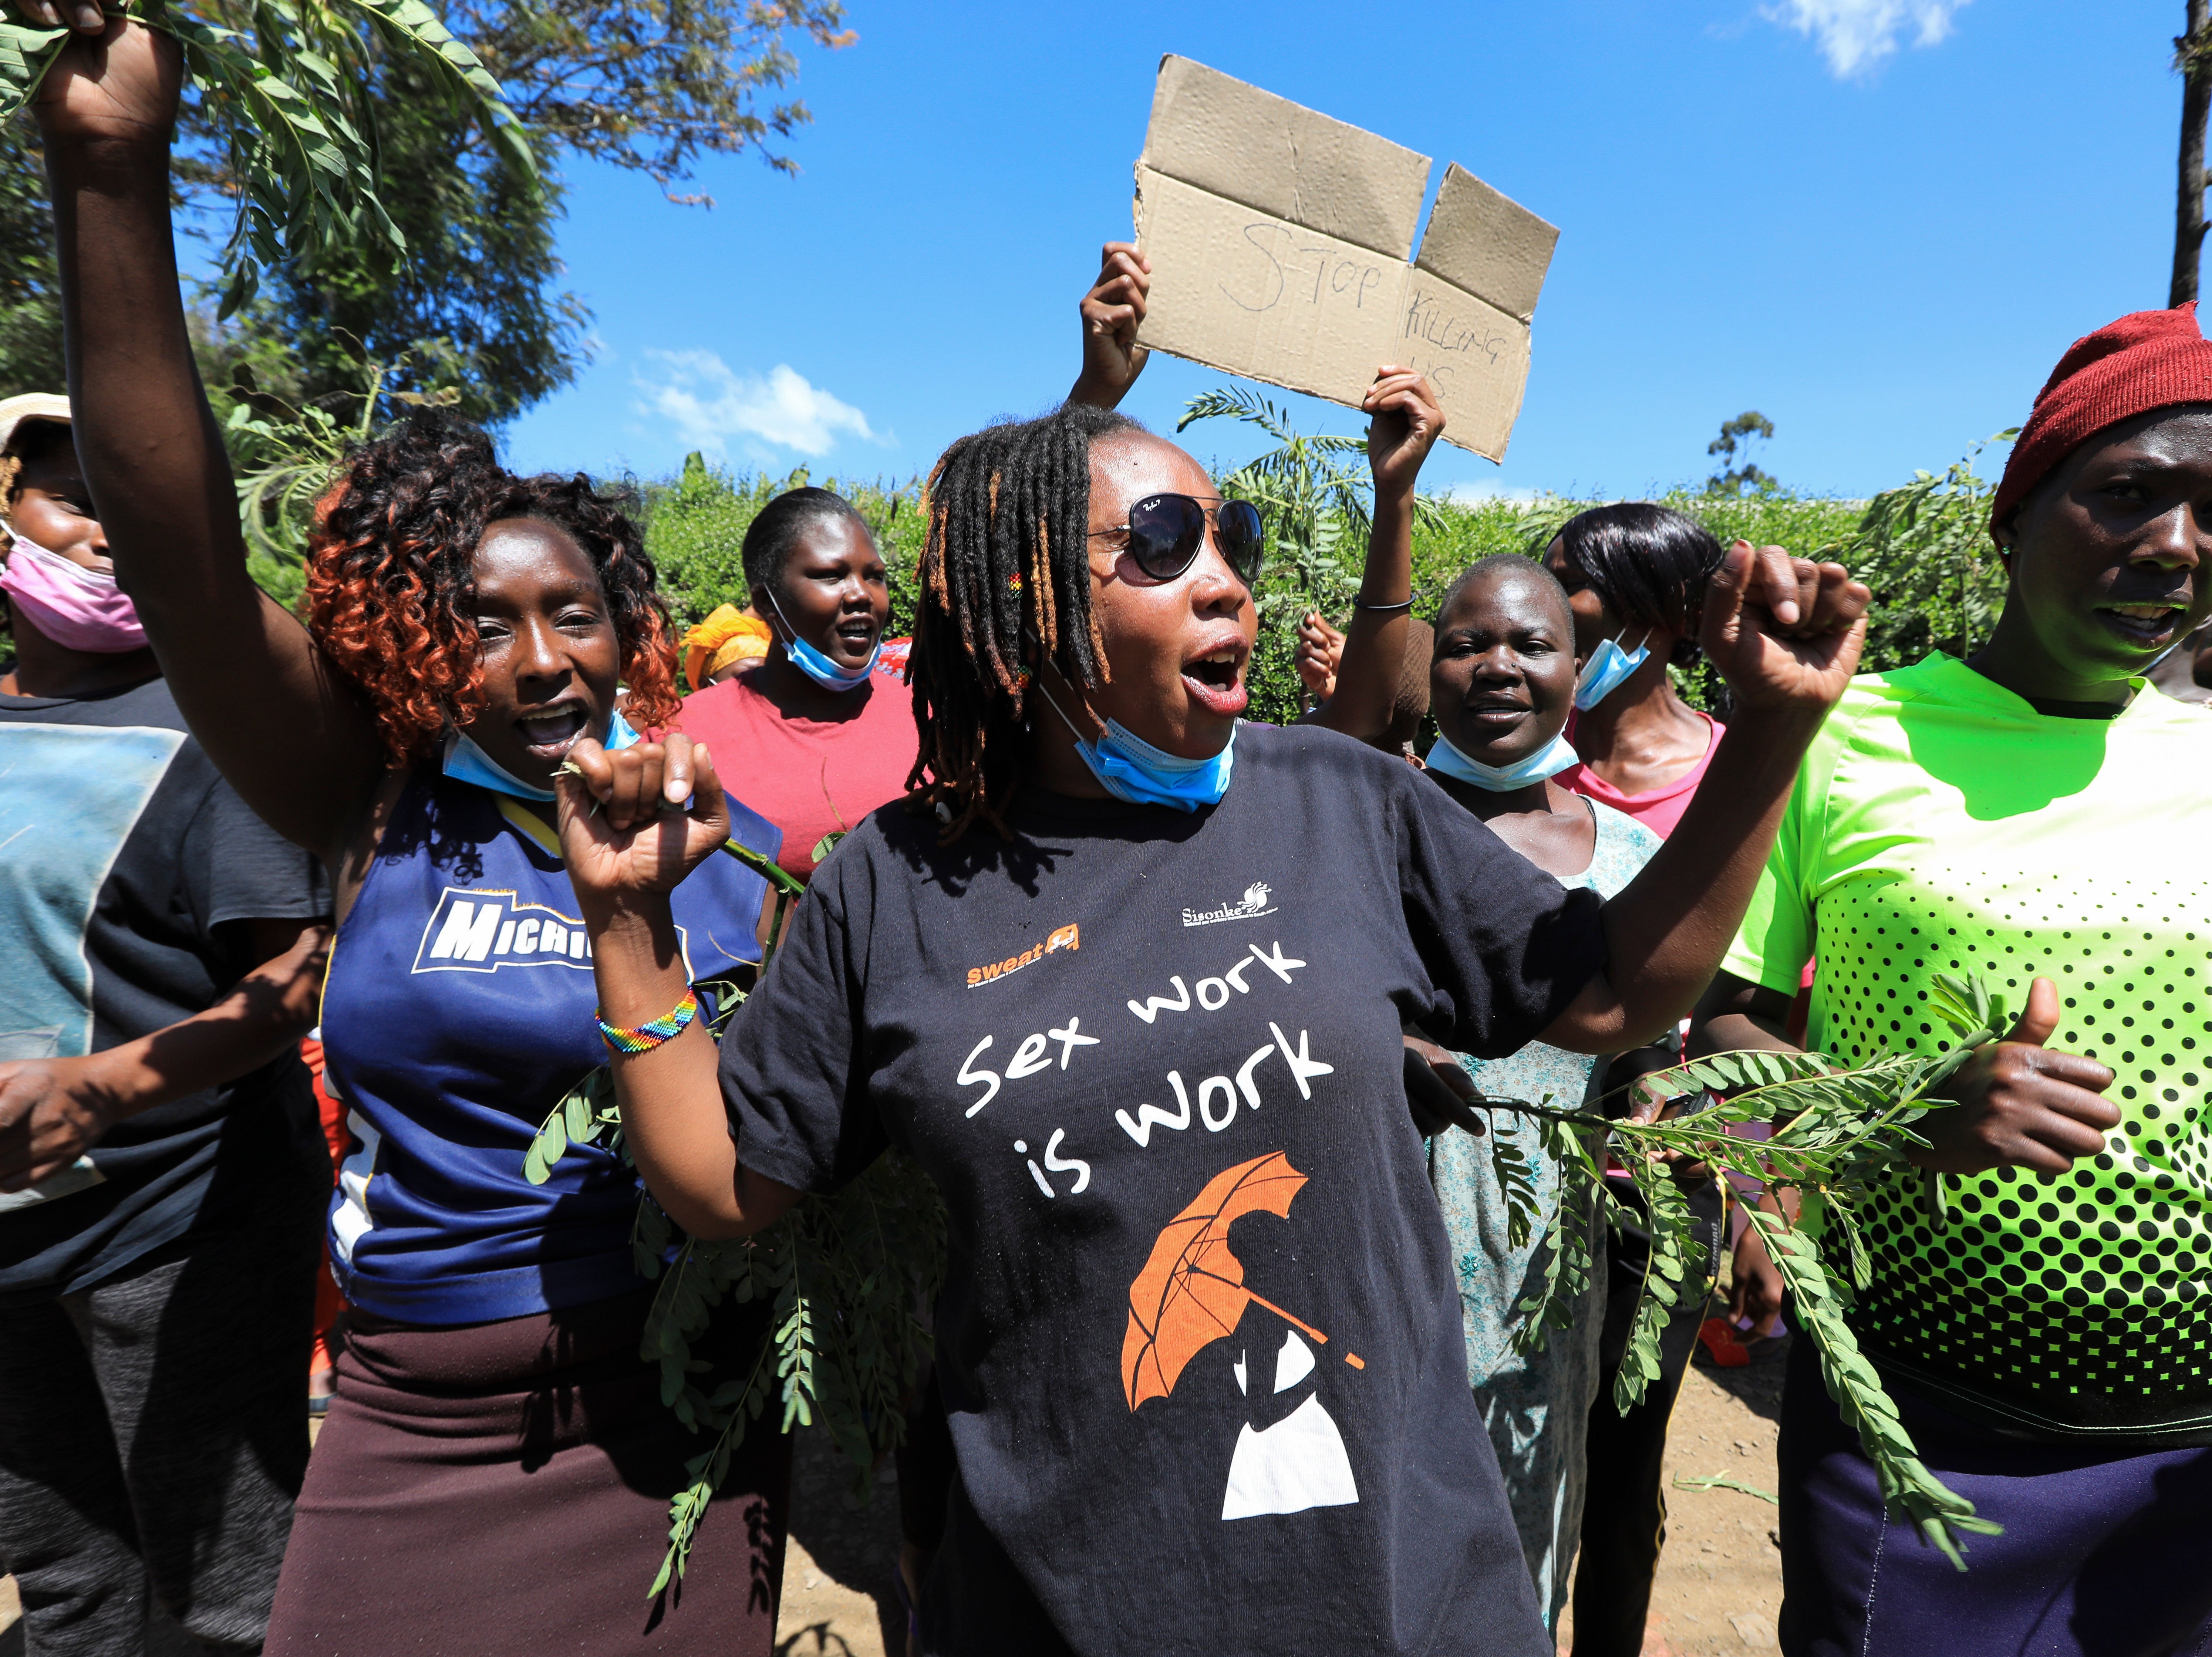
[266,1287,791,1655]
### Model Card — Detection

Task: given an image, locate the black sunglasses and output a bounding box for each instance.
[1090,493,1265,586]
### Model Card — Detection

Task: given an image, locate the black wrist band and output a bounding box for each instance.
[1353,596,1416,612]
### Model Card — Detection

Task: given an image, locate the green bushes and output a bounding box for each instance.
[644,452,927,646]
[639,446,2008,723]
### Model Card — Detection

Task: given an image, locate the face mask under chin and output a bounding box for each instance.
[1424,728,1581,792]
[1032,678,1237,811]
[768,591,877,691]
[442,708,642,802]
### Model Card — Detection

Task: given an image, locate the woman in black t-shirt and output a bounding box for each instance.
[558,388,1870,1656]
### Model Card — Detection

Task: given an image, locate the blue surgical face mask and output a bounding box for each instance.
[1036,684,1236,812]
[1424,728,1581,793]
[768,592,878,692]
[1571,628,1652,711]
[442,708,641,802]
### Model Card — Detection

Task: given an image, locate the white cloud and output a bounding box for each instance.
[1764,0,1969,78]
[632,351,881,458]
[1434,483,1547,507]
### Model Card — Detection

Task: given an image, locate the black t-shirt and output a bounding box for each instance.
[0,676,330,1303]
[721,722,1607,1657]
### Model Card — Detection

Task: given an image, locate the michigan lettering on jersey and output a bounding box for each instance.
[410,888,597,975]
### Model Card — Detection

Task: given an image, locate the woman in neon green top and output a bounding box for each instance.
[1696,304,2212,1657]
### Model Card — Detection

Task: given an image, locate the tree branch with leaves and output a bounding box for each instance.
[521,806,946,1598]
[3,0,857,423]
[449,0,853,202]
[4,0,535,313]
[1488,972,2016,1569]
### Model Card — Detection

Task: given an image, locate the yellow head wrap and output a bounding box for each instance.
[682,604,773,691]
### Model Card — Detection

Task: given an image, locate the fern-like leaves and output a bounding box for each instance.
[1479,971,2015,1565]
[518,897,945,1600]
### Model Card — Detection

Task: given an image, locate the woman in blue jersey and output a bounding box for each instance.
[28,20,788,1653]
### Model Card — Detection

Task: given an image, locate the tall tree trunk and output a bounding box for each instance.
[2173,0,2212,307]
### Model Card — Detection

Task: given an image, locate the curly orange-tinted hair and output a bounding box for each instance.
[304,411,682,764]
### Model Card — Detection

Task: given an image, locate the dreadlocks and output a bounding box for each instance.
[907,403,1141,842]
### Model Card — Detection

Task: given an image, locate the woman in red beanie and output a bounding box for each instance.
[1694,304,2212,1657]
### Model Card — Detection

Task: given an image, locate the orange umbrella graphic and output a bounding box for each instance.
[1120,1150,1362,1411]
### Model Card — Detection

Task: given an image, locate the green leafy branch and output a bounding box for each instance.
[1508,1111,1600,1360]
[1178,386,1449,645]
[1815,432,2017,666]
[1747,1200,1996,1567]
[1487,1109,1546,1251]
[0,0,535,315]
[1487,972,2014,1567]
[516,811,942,1599]
[1605,1147,1707,1417]
[627,1151,943,1598]
[219,344,459,599]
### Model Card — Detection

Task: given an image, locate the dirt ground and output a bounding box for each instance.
[0,1346,1788,1657]
[1567,1346,1792,1657]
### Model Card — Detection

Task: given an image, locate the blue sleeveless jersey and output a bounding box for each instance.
[320,769,777,1325]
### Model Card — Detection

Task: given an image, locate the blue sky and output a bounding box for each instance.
[500,1,2181,502]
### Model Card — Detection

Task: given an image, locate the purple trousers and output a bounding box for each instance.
[1778,1338,2212,1657]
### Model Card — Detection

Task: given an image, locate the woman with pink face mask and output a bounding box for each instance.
[0,394,333,1655]
[0,394,155,690]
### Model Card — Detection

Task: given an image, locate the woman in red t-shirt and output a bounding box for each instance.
[1543,503,1727,839]
[676,236,1169,894]
[678,488,918,885]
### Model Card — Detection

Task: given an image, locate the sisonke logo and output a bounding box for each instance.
[967,923,1080,989]
[1182,880,1276,928]
[411,888,596,974]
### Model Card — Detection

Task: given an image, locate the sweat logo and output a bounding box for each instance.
[966,923,1080,989]
[1182,881,1275,928]
[411,888,635,975]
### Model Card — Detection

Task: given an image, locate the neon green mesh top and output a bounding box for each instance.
[1723,653,2212,1439]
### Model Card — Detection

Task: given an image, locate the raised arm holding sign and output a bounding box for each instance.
[1129,55,1559,462]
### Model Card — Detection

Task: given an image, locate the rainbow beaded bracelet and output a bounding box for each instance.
[597,990,699,1055]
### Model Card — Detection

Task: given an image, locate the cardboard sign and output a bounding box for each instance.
[1131,57,1559,462]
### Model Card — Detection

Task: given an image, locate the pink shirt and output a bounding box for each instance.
[1557,710,1722,841]
[678,667,920,883]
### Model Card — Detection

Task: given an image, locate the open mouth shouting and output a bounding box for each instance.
[2097,601,2191,650]
[512,700,593,763]
[1181,638,1250,718]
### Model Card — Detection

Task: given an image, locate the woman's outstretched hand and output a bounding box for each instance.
[1908,977,2118,1175]
[556,733,731,915]
[1700,540,1870,718]
[18,11,181,146]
